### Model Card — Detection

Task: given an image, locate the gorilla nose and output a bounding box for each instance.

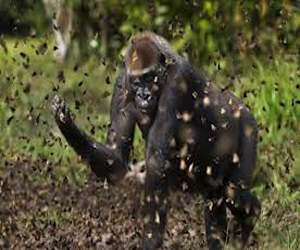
[142,93,152,100]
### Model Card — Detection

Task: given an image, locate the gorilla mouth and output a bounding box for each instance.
[136,95,155,111]
[139,99,150,108]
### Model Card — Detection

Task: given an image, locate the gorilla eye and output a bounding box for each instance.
[130,78,140,89]
[131,82,139,90]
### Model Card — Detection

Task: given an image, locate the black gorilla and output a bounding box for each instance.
[52,32,261,250]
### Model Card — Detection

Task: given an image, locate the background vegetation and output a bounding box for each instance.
[0,0,299,249]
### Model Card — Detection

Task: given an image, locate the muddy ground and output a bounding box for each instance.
[0,159,259,249]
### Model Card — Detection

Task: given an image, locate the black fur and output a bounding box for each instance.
[52,32,260,250]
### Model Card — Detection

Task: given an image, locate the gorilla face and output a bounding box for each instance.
[129,69,162,112]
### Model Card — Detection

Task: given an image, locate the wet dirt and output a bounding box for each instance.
[0,159,207,249]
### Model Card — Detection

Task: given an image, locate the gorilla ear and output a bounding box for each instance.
[125,39,159,74]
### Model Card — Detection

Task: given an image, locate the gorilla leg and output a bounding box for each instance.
[204,195,228,250]
[226,186,261,245]
[141,155,168,250]
[226,111,261,245]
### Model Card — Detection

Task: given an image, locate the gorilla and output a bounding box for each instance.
[52,32,261,249]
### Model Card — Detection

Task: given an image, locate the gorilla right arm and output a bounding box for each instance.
[51,72,136,183]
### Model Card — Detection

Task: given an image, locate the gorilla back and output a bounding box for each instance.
[52,32,261,250]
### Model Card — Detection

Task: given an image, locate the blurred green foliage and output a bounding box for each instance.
[1,1,299,64]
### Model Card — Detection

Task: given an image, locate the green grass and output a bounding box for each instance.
[0,38,299,249]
